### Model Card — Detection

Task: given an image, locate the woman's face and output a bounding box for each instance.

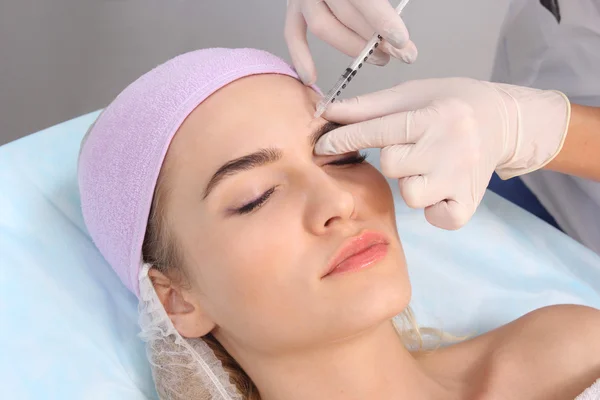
[158,74,411,356]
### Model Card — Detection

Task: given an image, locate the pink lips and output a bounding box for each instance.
[323,231,389,278]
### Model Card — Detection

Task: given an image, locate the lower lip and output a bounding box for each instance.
[326,243,388,277]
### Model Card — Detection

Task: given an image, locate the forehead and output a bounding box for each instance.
[167,74,323,172]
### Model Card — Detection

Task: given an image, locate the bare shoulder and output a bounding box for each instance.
[499,304,600,357]
[491,304,600,399]
[417,305,600,400]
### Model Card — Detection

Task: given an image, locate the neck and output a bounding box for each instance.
[237,321,454,400]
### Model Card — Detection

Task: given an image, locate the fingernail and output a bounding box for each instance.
[382,41,418,64]
[400,44,418,64]
[314,138,335,155]
[301,73,316,86]
[366,51,390,66]
[387,31,409,49]
[297,67,315,86]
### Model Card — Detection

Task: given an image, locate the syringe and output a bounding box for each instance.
[314,0,411,118]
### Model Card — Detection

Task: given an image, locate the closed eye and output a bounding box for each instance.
[233,186,277,215]
[232,152,367,216]
[326,152,367,166]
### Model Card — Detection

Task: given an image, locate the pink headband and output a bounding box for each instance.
[78,48,312,297]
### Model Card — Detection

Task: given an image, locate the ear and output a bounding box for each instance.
[149,267,216,338]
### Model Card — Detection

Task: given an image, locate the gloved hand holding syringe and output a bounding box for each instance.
[314,0,412,118]
[286,0,572,231]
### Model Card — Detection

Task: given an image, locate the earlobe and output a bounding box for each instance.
[148,268,216,338]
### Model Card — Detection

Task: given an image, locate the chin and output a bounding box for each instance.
[328,249,412,335]
[362,262,411,322]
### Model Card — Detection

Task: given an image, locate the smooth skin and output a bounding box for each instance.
[148,74,600,400]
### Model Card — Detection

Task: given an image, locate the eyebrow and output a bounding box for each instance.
[310,121,341,147]
[203,148,281,199]
[203,121,342,199]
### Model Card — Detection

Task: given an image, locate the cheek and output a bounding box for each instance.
[182,211,309,328]
[350,165,396,219]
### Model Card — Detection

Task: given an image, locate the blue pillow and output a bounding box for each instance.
[0,112,157,400]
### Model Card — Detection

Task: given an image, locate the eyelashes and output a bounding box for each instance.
[234,152,368,215]
[324,151,367,167]
[235,186,277,215]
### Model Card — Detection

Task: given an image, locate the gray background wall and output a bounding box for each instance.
[0,0,509,146]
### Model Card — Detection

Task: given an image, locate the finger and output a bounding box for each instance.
[380,144,425,178]
[315,110,425,155]
[325,0,415,65]
[325,0,375,40]
[325,0,417,64]
[380,39,418,64]
[349,0,410,48]
[323,80,441,124]
[284,7,316,85]
[304,1,384,62]
[424,200,474,230]
[325,0,391,65]
[398,175,450,209]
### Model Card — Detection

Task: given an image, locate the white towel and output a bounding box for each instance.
[576,379,600,400]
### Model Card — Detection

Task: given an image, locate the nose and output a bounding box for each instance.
[303,169,356,235]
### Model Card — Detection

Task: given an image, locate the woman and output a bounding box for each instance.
[78,48,600,400]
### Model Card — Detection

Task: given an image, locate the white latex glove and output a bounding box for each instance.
[285,0,418,85]
[315,78,571,229]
